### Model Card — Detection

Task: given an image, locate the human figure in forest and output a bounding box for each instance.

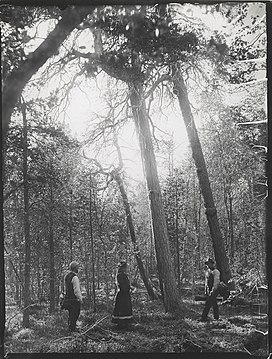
[200,258,221,322]
[112,260,134,329]
[64,261,82,332]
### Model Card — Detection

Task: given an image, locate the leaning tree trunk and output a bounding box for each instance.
[22,99,31,328]
[172,69,231,284]
[2,6,94,142]
[112,131,157,300]
[112,169,157,300]
[129,81,182,313]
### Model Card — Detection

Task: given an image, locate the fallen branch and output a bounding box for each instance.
[48,315,110,348]
[81,315,110,335]
[84,332,97,341]
[52,335,73,343]
[243,346,252,355]
[53,326,113,344]
[97,327,119,337]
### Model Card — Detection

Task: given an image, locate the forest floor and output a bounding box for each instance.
[4,287,268,356]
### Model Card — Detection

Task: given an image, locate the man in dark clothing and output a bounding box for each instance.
[200,258,221,322]
[64,261,82,332]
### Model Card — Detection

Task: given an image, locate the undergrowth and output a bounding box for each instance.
[4,294,268,355]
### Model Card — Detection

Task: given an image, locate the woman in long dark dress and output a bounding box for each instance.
[112,261,133,328]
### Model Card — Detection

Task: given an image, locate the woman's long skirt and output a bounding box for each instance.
[112,290,133,326]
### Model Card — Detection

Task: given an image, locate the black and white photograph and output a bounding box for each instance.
[1,1,270,356]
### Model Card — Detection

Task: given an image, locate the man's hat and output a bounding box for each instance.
[205,258,215,266]
[69,261,79,271]
[118,260,127,268]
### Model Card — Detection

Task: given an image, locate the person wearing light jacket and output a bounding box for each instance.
[201,258,221,322]
[64,261,82,332]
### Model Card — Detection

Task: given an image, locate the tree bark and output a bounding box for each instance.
[0,189,5,358]
[172,69,231,284]
[49,182,55,313]
[22,100,31,328]
[69,189,73,261]
[83,220,91,308]
[129,81,182,313]
[229,193,234,260]
[175,180,181,294]
[2,6,94,142]
[89,176,96,313]
[103,246,110,311]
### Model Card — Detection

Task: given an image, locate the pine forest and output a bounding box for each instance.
[1,2,269,355]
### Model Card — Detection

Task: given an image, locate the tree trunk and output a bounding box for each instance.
[222,180,234,263]
[83,224,91,308]
[19,250,23,307]
[104,246,110,311]
[243,217,248,267]
[129,81,182,313]
[69,189,73,261]
[196,190,202,272]
[37,257,41,302]
[0,211,5,358]
[89,176,96,313]
[112,169,157,300]
[148,227,156,277]
[175,182,181,294]
[229,193,234,260]
[2,6,94,142]
[22,100,31,328]
[49,182,55,313]
[172,69,231,284]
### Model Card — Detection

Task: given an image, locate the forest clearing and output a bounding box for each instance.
[1,2,269,357]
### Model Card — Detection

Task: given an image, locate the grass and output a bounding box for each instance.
[4,292,268,355]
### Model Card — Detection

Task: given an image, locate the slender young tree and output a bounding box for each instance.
[21,98,31,328]
[89,175,96,313]
[69,189,73,262]
[48,164,57,314]
[83,148,157,299]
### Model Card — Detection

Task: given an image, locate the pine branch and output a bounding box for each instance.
[145,74,171,99]
[236,120,267,125]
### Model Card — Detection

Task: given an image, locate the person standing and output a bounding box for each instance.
[201,258,221,322]
[64,261,82,332]
[112,260,134,328]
